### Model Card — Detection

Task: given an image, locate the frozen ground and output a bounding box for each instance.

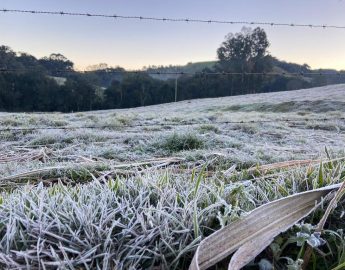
[1,84,345,178]
[1,84,345,269]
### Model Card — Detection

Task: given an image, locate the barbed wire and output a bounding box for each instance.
[1,8,345,30]
[0,67,345,77]
[0,117,345,133]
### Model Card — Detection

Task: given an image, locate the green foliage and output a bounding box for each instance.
[38,53,74,76]
[156,133,204,153]
[217,27,271,73]
[198,124,220,134]
[29,133,74,146]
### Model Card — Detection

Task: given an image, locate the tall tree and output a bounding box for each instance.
[216,27,272,93]
[39,53,74,76]
[217,27,271,73]
[0,46,18,69]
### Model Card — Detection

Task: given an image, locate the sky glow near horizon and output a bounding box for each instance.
[1,0,345,70]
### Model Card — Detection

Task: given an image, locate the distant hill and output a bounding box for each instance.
[182,61,217,72]
[144,61,216,81]
[144,57,345,85]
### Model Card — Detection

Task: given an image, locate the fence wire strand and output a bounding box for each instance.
[0,117,345,133]
[0,68,345,77]
[1,8,345,30]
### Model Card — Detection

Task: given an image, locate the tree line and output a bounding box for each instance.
[0,27,344,112]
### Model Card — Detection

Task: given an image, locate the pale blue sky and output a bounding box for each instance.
[1,0,345,70]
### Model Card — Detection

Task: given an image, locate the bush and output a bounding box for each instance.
[198,124,220,134]
[157,133,204,153]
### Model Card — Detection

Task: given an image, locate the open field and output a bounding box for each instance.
[0,84,345,269]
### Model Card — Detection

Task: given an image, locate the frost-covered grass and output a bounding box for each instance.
[152,133,205,153]
[1,85,344,171]
[0,161,344,269]
[0,85,345,269]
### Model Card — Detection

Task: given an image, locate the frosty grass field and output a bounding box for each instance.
[0,84,345,269]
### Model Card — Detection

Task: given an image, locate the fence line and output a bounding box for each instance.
[0,117,344,133]
[1,8,345,30]
[1,68,345,77]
